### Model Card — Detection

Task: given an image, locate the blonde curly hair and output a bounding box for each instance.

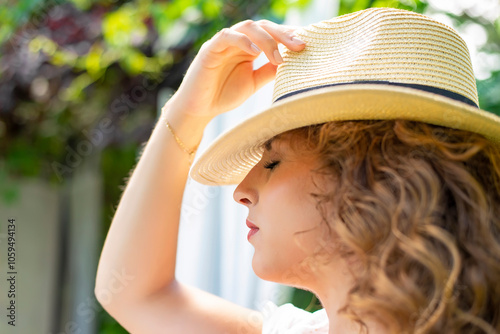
[285,120,500,334]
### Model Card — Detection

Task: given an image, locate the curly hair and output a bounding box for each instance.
[284,120,500,334]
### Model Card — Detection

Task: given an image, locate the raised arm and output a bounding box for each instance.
[94,20,305,333]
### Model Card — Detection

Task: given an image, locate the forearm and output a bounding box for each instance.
[95,98,212,303]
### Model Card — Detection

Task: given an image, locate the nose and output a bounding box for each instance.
[233,165,259,207]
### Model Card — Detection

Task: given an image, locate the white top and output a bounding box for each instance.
[261,301,329,334]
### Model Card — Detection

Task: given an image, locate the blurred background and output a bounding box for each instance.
[0,0,499,333]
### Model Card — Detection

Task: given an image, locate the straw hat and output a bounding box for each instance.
[190,7,500,186]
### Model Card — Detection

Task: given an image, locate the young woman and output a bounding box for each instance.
[95,7,500,334]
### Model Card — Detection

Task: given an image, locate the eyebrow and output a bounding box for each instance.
[263,135,284,152]
[264,137,275,151]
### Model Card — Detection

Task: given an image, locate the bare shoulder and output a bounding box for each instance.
[103,280,263,334]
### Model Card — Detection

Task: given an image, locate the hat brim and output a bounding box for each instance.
[189,84,500,186]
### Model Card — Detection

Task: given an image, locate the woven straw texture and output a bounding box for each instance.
[273,8,478,105]
[190,8,500,186]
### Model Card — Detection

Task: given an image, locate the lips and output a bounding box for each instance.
[246,219,258,229]
[246,219,259,241]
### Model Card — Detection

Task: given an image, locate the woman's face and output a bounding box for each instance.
[233,134,332,287]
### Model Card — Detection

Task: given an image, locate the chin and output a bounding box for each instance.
[252,256,285,283]
[251,255,312,288]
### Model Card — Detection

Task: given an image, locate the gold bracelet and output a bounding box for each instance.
[164,119,199,164]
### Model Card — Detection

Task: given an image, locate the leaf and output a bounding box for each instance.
[70,0,94,11]
[271,0,288,18]
[85,43,105,78]
[201,0,222,19]
[5,138,42,177]
[120,49,147,75]
[59,72,94,102]
[102,5,148,48]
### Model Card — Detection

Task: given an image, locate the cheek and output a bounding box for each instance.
[266,171,323,235]
[251,171,325,283]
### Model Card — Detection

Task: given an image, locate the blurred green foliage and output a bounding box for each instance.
[338,0,427,14]
[478,71,500,115]
[0,0,310,188]
[291,288,323,312]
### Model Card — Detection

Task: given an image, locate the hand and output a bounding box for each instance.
[166,19,306,122]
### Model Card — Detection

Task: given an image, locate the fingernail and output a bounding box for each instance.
[274,50,283,64]
[250,43,261,55]
[291,36,305,44]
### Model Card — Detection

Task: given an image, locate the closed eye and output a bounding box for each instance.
[263,160,280,170]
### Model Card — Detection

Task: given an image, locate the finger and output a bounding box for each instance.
[209,28,262,57]
[256,20,306,52]
[232,20,285,66]
[253,62,278,91]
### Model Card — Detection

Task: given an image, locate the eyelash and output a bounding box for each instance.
[263,160,280,170]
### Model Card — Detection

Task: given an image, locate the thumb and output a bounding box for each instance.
[253,62,278,92]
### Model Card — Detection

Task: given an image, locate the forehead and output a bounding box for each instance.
[260,132,313,163]
[263,136,277,152]
[262,136,284,154]
[262,133,293,152]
